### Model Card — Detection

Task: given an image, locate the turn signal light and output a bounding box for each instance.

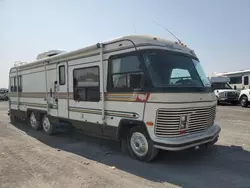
[146,121,153,126]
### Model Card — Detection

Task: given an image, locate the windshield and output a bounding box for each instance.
[142,50,211,92]
[212,83,232,90]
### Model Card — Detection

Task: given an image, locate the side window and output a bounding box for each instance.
[73,66,100,102]
[59,65,65,85]
[14,76,17,92]
[170,68,192,84]
[230,76,242,84]
[109,55,144,91]
[18,75,22,92]
[10,77,14,92]
[243,76,249,85]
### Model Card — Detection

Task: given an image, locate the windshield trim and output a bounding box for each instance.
[107,49,212,93]
[139,49,212,93]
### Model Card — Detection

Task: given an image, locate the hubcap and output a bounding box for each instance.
[30,113,37,127]
[241,98,246,105]
[42,116,51,132]
[130,132,148,157]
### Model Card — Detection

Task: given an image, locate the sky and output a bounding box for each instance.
[1,0,250,88]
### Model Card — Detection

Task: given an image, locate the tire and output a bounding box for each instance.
[240,96,248,107]
[29,112,41,130]
[42,115,55,135]
[127,126,158,162]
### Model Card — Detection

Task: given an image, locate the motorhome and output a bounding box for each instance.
[208,75,239,105]
[213,70,250,90]
[8,35,220,162]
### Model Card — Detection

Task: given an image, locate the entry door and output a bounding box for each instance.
[57,62,68,118]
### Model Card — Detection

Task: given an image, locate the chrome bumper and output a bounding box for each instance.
[153,124,221,151]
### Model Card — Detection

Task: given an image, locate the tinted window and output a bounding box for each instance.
[212,83,232,90]
[10,77,14,92]
[18,75,22,92]
[73,66,100,102]
[59,65,65,85]
[230,76,242,84]
[109,55,144,91]
[11,76,17,92]
[244,76,249,85]
[143,51,203,88]
[111,56,142,73]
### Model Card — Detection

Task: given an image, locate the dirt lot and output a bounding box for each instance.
[0,101,250,188]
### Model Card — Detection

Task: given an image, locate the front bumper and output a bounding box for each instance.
[153,124,221,151]
[218,97,238,102]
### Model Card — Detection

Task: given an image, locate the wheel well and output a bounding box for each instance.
[116,119,148,140]
[240,94,248,100]
[27,109,47,121]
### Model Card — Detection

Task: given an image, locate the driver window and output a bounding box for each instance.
[109,55,145,91]
[170,68,192,84]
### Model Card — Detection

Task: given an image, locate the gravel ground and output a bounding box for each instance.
[0,101,250,188]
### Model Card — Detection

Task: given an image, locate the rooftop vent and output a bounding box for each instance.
[36,50,66,60]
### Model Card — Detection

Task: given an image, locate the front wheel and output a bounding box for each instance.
[240,96,248,107]
[127,126,158,162]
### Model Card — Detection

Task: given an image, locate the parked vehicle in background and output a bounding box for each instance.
[238,89,250,107]
[0,89,8,101]
[208,75,239,105]
[212,69,250,90]
[8,35,220,162]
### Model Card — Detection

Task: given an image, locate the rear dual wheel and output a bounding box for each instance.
[41,115,55,135]
[29,112,54,134]
[29,112,41,130]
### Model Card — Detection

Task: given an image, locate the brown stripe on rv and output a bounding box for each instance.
[8,92,140,102]
[8,92,46,98]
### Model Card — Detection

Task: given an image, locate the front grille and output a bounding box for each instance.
[226,92,236,99]
[155,105,216,137]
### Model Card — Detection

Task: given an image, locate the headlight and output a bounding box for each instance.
[219,92,225,97]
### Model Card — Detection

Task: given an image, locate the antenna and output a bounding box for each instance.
[153,21,182,43]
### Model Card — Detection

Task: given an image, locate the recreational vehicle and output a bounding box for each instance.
[214,70,250,90]
[208,75,239,105]
[8,35,221,162]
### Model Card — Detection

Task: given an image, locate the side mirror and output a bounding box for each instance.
[129,73,145,90]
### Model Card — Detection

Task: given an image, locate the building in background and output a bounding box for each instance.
[212,69,250,90]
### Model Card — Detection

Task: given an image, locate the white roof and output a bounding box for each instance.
[214,69,250,76]
[209,75,230,83]
[11,34,195,70]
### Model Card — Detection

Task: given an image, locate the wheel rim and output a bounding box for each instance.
[30,113,37,127]
[42,116,51,132]
[241,98,246,106]
[130,132,149,157]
